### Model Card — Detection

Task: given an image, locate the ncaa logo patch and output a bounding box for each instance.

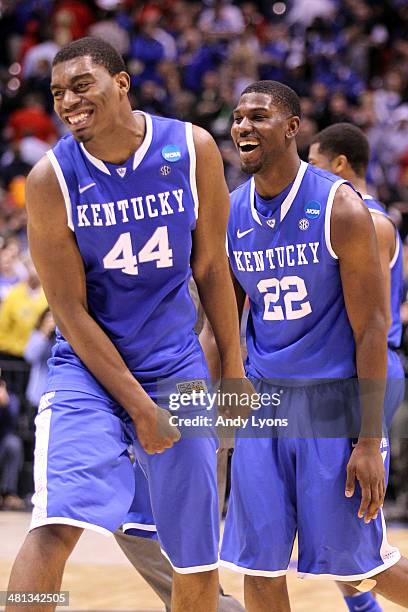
[305,200,321,219]
[161,144,182,163]
[160,165,171,176]
[299,218,309,230]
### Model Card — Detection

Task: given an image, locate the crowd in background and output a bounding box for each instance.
[0,0,408,515]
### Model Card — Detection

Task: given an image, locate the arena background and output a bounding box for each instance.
[0,0,408,609]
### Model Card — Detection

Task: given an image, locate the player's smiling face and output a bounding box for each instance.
[51,56,125,143]
[231,93,292,175]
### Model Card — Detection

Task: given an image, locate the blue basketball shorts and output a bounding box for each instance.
[30,375,219,573]
[385,348,405,429]
[220,380,401,580]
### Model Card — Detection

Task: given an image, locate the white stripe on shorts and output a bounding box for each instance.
[160,547,220,574]
[123,522,157,532]
[220,559,289,577]
[30,517,112,537]
[30,394,54,527]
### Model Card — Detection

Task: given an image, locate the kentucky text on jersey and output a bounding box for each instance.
[77,189,185,227]
[227,161,356,380]
[232,242,319,272]
[46,111,204,388]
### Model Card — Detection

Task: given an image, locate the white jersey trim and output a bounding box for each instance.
[364,195,400,270]
[79,112,152,174]
[369,209,400,269]
[132,111,153,170]
[249,160,308,226]
[249,179,262,226]
[185,122,199,219]
[80,143,110,174]
[324,179,346,260]
[123,522,157,532]
[160,547,219,574]
[220,560,289,577]
[280,160,308,221]
[46,150,74,231]
[390,230,400,269]
[30,516,112,537]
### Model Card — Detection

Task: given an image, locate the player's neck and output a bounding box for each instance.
[81,110,145,165]
[351,176,368,196]
[254,155,300,200]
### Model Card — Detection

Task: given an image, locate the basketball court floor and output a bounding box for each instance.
[1,511,407,611]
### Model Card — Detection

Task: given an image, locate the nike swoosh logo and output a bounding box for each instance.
[355,603,371,611]
[237,228,254,238]
[78,182,96,194]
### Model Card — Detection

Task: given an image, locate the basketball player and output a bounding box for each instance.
[309,122,405,612]
[6,38,246,612]
[208,80,408,611]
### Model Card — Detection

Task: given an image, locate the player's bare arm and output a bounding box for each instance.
[200,271,246,381]
[371,212,396,330]
[26,155,180,454]
[331,184,388,523]
[191,126,244,379]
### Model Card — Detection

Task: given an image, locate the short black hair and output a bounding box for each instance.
[241,80,301,118]
[312,123,370,176]
[52,37,126,76]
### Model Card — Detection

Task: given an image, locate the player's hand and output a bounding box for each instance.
[217,377,257,420]
[133,405,181,455]
[345,440,385,524]
[0,380,9,408]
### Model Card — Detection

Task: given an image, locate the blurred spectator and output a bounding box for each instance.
[129,13,166,86]
[6,93,57,144]
[21,27,60,80]
[198,0,245,42]
[0,258,47,396]
[0,246,22,303]
[195,70,224,131]
[0,379,24,511]
[0,141,32,192]
[88,5,130,56]
[52,0,95,42]
[24,309,55,408]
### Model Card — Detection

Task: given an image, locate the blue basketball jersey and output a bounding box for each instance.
[47,112,203,388]
[227,161,356,380]
[362,195,403,349]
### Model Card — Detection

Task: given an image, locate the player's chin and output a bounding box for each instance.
[240,160,263,175]
[72,130,93,143]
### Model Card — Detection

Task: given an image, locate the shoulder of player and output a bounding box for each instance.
[26,154,60,197]
[370,209,396,258]
[192,124,220,161]
[25,154,66,223]
[331,185,374,254]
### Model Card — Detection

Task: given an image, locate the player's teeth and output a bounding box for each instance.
[68,113,89,124]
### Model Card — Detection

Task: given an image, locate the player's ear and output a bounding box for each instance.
[286,116,300,140]
[332,154,348,174]
[115,71,130,96]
